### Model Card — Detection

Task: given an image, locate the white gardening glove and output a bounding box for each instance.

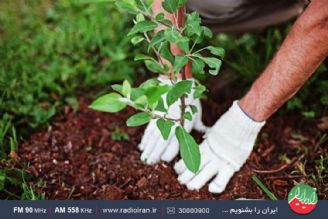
[174,101,265,193]
[139,77,207,164]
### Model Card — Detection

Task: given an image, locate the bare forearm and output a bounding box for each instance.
[240,0,328,121]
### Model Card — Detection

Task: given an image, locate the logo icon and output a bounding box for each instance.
[288,184,318,214]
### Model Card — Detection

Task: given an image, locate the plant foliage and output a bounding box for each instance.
[90,0,224,173]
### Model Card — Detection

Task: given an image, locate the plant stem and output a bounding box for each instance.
[191,47,207,55]
[139,3,187,127]
[125,101,180,122]
[177,6,187,127]
[179,68,187,127]
[189,41,197,54]
[143,32,165,66]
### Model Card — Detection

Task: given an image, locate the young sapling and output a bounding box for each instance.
[90,0,224,173]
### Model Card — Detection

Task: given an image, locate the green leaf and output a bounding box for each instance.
[139,78,160,89]
[155,12,165,21]
[185,12,202,37]
[149,30,165,48]
[156,119,174,140]
[202,26,213,38]
[155,97,167,112]
[115,0,138,14]
[145,85,169,107]
[159,42,174,64]
[164,29,189,52]
[197,56,222,75]
[131,36,144,45]
[173,55,188,73]
[302,111,315,119]
[122,80,131,97]
[161,19,173,26]
[134,54,156,61]
[206,46,225,58]
[164,28,180,42]
[193,84,206,98]
[112,84,123,94]
[209,60,222,75]
[162,0,187,13]
[191,58,205,74]
[145,60,168,73]
[155,13,172,26]
[136,13,145,22]
[190,105,198,114]
[130,87,146,101]
[167,80,192,106]
[135,0,151,12]
[128,21,157,36]
[184,112,192,121]
[89,93,126,113]
[134,95,148,107]
[175,126,200,173]
[126,112,151,127]
[176,37,189,53]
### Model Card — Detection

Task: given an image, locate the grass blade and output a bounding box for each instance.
[252,175,278,200]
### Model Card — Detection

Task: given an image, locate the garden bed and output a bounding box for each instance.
[18,91,327,200]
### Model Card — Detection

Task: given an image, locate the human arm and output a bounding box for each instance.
[175,0,328,193]
[240,0,328,121]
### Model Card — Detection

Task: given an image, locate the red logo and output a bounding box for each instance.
[288,184,318,214]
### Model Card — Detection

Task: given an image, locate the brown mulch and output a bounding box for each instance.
[18,96,327,200]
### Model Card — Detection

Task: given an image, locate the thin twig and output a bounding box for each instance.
[176,7,187,127]
[143,32,165,65]
[126,101,180,122]
[189,41,197,54]
[67,186,76,199]
[252,155,304,174]
[266,175,304,180]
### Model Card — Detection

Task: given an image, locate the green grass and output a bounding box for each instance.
[0,0,140,129]
[252,175,278,200]
[111,127,130,141]
[0,0,141,199]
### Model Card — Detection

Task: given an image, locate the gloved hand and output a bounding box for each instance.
[139,77,207,164]
[174,101,265,193]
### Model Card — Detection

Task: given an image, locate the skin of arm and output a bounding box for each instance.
[239,0,328,121]
[154,0,328,121]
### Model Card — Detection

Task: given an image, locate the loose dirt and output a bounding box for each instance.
[19,96,327,200]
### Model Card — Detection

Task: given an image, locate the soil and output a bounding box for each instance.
[18,88,327,200]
